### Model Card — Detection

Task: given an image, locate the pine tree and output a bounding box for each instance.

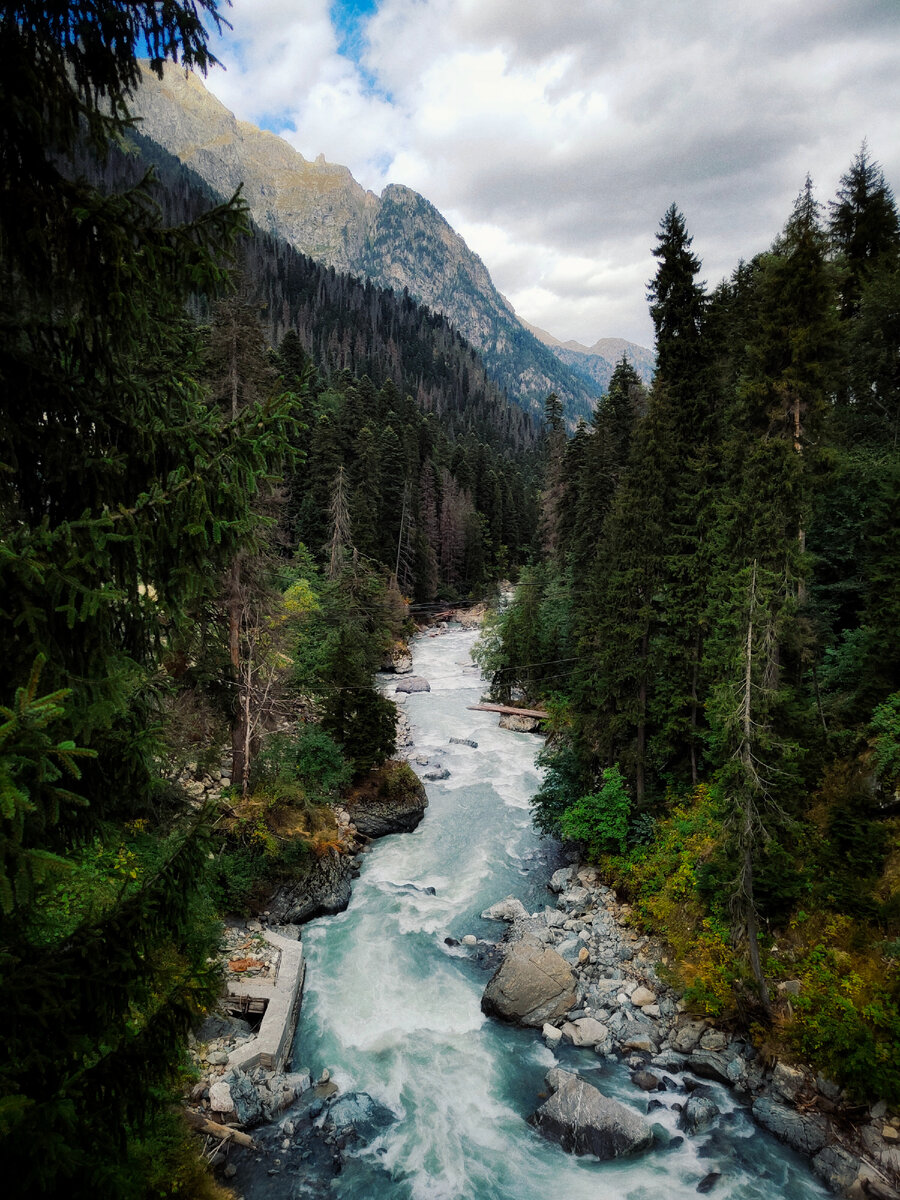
[829,142,900,317]
[0,4,296,1191]
[646,207,717,785]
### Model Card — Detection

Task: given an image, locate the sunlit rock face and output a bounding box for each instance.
[129,64,605,422]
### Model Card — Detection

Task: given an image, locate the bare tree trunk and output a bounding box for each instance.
[736,561,773,1019]
[228,558,248,795]
[636,627,649,806]
[690,630,701,785]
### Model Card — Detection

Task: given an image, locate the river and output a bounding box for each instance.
[289,625,828,1199]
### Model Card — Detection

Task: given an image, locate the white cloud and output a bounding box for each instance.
[203,0,900,346]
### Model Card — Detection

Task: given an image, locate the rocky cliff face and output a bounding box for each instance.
[131,64,379,273]
[128,65,602,422]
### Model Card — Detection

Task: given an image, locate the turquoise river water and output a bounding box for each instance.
[290,626,828,1199]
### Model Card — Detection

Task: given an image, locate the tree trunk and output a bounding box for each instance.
[636,627,649,806]
[227,558,248,795]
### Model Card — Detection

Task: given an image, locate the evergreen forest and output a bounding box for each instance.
[3,2,900,1196]
[0,3,539,1194]
[477,159,900,1103]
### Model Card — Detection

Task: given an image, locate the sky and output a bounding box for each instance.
[202,0,900,348]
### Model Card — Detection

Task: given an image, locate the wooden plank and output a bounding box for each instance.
[467,703,549,719]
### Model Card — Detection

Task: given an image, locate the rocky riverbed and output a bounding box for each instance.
[475,863,900,1199]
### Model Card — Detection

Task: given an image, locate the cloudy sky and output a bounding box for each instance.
[203,0,899,347]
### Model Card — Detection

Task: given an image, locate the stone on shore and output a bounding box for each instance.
[530,1068,653,1160]
[631,986,657,1008]
[481,935,577,1027]
[481,896,529,922]
[560,1016,609,1048]
[751,1097,830,1155]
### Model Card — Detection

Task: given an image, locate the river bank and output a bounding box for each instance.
[193,621,850,1199]
[478,862,900,1198]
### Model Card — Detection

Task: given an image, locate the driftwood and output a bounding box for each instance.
[467,703,549,719]
[183,1108,256,1148]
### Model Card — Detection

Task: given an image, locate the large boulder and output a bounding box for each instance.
[499,712,543,732]
[395,676,430,693]
[349,763,428,838]
[481,896,529,922]
[751,1097,830,1156]
[324,1092,395,1143]
[530,1069,653,1160]
[481,935,577,1027]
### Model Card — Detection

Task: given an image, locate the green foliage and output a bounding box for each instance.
[378,760,422,804]
[792,939,900,1103]
[530,738,590,837]
[251,726,350,799]
[872,693,900,786]
[0,657,95,913]
[559,765,631,857]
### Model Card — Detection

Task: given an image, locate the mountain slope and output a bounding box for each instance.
[129,64,602,422]
[520,319,656,394]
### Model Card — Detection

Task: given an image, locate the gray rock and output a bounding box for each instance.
[197,1013,253,1041]
[562,1017,609,1048]
[208,1079,234,1113]
[481,935,577,1027]
[811,1144,861,1194]
[531,1068,653,1160]
[672,1019,707,1053]
[549,866,576,893]
[698,1029,728,1051]
[751,1097,830,1155]
[423,767,451,781]
[283,1068,312,1092]
[395,676,430,693]
[559,885,591,911]
[631,1070,661,1092]
[687,1050,735,1087]
[697,1172,721,1194]
[679,1093,720,1134]
[651,1050,689,1073]
[499,712,543,732]
[224,1067,265,1127]
[481,896,529,922]
[556,937,583,964]
[325,1092,394,1142]
[449,736,478,748]
[349,770,428,837]
[772,1061,808,1103]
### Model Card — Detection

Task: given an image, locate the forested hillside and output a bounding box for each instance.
[479,158,900,1101]
[0,5,540,1196]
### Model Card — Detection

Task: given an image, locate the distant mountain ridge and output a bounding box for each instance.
[520,319,656,396]
[128,64,636,423]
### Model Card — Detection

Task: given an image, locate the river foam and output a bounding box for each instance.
[293,626,828,1200]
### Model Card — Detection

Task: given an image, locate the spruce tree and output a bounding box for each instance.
[0,4,295,1192]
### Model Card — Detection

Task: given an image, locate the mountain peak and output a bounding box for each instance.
[129,66,607,420]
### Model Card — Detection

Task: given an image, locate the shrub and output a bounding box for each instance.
[559,765,631,857]
[251,725,350,798]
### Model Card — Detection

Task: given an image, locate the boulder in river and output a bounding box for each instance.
[530,1068,653,1159]
[449,736,478,748]
[324,1092,395,1143]
[679,1090,720,1134]
[481,934,577,1027]
[347,761,428,838]
[395,677,430,693]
